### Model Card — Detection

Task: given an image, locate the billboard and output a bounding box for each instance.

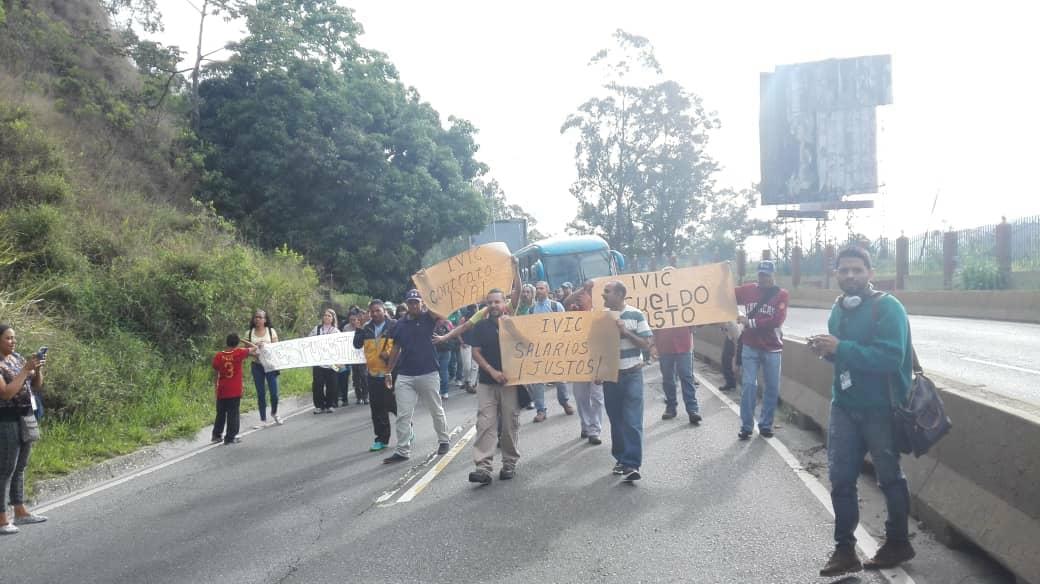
[470,219,528,254]
[760,55,892,205]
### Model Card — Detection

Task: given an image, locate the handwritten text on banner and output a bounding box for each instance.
[591,262,738,329]
[498,312,620,385]
[411,243,514,316]
[258,332,365,372]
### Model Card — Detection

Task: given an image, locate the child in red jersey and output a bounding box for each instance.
[212,334,256,444]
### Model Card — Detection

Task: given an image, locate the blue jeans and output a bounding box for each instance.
[436,350,453,396]
[659,352,698,414]
[740,346,781,432]
[450,347,462,381]
[603,368,644,469]
[529,382,571,413]
[828,404,911,548]
[251,361,280,421]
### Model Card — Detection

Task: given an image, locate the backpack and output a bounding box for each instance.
[866,292,953,457]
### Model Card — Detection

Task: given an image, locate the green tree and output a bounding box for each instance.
[688,187,774,261]
[196,0,488,296]
[561,30,719,260]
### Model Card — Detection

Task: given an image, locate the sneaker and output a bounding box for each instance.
[689,412,702,425]
[612,462,625,475]
[662,409,677,420]
[369,441,386,452]
[383,453,410,464]
[326,407,336,413]
[562,403,575,415]
[622,468,641,482]
[468,470,492,485]
[224,437,242,444]
[441,394,449,400]
[819,546,862,577]
[252,421,268,429]
[524,403,535,410]
[759,428,774,438]
[863,539,915,570]
[465,384,477,395]
[273,415,284,425]
[533,411,546,423]
[437,442,450,455]
[211,435,222,443]
[588,436,602,446]
[313,408,323,415]
[0,523,18,535]
[738,429,752,440]
[12,514,47,525]
[499,468,515,480]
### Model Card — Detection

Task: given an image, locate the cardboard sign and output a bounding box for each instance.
[498,312,620,385]
[412,243,514,316]
[591,262,739,329]
[258,332,366,372]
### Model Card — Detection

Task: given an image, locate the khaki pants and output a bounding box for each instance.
[473,383,521,473]
[394,372,450,457]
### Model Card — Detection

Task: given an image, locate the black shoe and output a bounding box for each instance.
[383,453,410,464]
[468,470,492,485]
[759,428,774,438]
[224,437,241,444]
[437,442,450,455]
[622,467,641,482]
[211,435,222,443]
[612,462,625,475]
[661,409,677,420]
[738,430,752,440]
[819,546,863,577]
[689,412,702,425]
[588,436,602,445]
[580,430,588,439]
[863,539,915,570]
[499,468,515,480]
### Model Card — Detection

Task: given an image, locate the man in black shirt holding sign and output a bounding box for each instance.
[468,289,521,486]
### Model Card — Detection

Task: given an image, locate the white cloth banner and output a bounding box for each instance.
[258,332,366,372]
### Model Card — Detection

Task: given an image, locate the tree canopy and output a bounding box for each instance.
[195,0,488,296]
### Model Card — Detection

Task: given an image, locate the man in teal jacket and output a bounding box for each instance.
[809,247,915,577]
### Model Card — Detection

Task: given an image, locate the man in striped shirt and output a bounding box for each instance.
[601,281,653,483]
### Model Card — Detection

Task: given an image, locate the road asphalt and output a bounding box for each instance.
[1,363,1014,584]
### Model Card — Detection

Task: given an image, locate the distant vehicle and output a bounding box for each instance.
[514,235,625,290]
[470,219,528,255]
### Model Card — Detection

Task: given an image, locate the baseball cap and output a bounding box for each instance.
[562,281,573,289]
[757,260,776,274]
[404,289,423,302]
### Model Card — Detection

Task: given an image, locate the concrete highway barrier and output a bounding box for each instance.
[695,325,1040,584]
[786,288,1040,324]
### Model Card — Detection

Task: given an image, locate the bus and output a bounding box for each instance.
[514,235,625,289]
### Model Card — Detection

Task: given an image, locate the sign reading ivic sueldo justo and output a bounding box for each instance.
[591,263,738,329]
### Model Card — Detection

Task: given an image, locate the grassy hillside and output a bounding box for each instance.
[0,1,322,487]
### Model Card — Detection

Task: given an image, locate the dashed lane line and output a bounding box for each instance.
[695,373,917,584]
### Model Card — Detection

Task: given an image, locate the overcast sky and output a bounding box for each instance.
[153,1,1039,243]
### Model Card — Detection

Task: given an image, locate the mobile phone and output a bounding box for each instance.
[35,346,48,360]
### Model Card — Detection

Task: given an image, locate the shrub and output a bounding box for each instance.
[0,103,71,207]
[961,260,1008,290]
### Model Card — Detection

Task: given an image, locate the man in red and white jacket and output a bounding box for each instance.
[733,260,789,440]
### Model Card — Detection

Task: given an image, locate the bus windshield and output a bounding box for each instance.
[542,250,612,287]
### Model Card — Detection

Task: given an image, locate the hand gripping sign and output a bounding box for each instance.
[498,312,620,385]
[411,243,514,317]
[591,262,739,329]
[258,332,365,372]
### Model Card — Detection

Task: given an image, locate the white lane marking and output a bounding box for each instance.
[374,424,468,505]
[34,403,315,514]
[695,373,917,584]
[394,425,477,504]
[961,357,1040,376]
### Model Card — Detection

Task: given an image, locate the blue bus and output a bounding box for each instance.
[514,235,625,289]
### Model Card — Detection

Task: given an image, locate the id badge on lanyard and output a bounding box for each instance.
[840,371,853,392]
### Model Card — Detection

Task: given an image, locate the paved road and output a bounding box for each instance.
[3,367,999,584]
[783,307,1040,408]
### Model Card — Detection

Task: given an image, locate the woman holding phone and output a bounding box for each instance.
[0,324,48,534]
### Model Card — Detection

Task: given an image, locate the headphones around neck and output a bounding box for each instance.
[839,286,878,310]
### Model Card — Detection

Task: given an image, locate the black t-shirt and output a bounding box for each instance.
[471,318,503,385]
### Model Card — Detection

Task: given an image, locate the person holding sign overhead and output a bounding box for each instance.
[600,281,653,483]
[467,289,522,485]
[382,290,452,464]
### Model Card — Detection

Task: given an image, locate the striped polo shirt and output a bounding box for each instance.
[615,304,653,370]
